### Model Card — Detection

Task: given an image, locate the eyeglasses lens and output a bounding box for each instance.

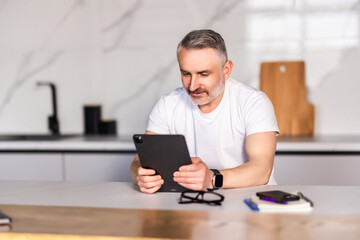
[180,191,224,205]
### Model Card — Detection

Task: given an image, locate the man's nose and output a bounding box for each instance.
[189,76,200,91]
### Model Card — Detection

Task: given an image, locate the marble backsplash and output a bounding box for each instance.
[0,0,359,136]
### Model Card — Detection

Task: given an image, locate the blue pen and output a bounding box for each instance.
[244,198,259,211]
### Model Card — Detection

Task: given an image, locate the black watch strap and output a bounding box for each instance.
[208,169,223,191]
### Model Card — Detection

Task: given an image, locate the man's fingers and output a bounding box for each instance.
[178,164,200,172]
[138,167,156,176]
[138,174,162,183]
[174,157,209,190]
[191,157,202,164]
[173,171,199,178]
[173,176,203,184]
[179,158,205,172]
[136,166,164,194]
[140,185,163,194]
[177,182,204,191]
[138,178,164,189]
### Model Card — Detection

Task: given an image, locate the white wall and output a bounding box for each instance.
[0,0,359,136]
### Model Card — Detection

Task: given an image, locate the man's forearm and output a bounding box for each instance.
[220,160,273,189]
[219,131,276,189]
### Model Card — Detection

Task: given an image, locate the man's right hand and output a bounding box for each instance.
[137,167,164,194]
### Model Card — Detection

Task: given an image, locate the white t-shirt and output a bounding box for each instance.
[147,78,279,184]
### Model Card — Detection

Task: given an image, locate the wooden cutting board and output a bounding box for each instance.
[260,61,314,136]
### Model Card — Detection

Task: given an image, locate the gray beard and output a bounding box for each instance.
[195,80,225,106]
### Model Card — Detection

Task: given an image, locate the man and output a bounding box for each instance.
[131,29,279,194]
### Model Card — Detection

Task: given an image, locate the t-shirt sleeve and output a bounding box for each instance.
[244,92,279,137]
[146,96,171,134]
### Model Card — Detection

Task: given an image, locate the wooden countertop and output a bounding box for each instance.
[1,204,360,240]
[0,181,360,239]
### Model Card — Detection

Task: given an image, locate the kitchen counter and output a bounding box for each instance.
[0,181,359,215]
[0,181,360,239]
[0,135,136,152]
[1,135,360,152]
[276,135,360,152]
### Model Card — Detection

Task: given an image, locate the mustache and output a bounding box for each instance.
[187,87,209,95]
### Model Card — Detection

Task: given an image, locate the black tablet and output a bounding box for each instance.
[133,134,192,192]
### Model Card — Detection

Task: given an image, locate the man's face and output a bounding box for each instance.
[177,47,227,106]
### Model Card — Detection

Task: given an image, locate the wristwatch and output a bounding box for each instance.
[210,169,223,190]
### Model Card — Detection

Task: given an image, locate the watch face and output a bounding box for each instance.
[214,174,223,188]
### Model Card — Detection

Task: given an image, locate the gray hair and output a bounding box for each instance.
[177,29,228,64]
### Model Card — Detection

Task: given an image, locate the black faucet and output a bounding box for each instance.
[37,82,60,135]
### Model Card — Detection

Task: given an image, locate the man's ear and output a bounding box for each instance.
[223,60,234,80]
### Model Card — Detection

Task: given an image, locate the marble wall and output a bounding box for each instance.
[0,0,359,137]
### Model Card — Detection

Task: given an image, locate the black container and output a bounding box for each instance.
[84,105,101,135]
[99,120,117,135]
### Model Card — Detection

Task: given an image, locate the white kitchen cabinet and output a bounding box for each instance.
[2,150,360,185]
[274,154,360,185]
[0,153,63,181]
[64,153,135,182]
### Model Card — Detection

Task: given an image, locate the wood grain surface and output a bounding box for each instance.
[1,204,360,240]
[260,61,314,136]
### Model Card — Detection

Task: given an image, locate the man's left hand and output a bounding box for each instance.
[173,157,213,191]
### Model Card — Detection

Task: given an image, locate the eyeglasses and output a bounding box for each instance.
[179,190,225,206]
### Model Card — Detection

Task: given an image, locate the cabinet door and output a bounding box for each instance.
[0,153,63,181]
[274,154,360,185]
[64,153,135,182]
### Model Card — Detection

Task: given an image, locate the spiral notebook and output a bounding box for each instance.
[244,193,313,213]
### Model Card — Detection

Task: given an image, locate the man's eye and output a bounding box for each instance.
[182,72,190,76]
[200,73,208,77]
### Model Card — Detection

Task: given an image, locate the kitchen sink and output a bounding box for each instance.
[0,134,81,141]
